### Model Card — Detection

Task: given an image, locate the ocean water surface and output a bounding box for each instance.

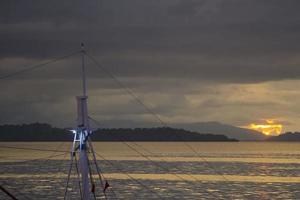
[0,142,299,199]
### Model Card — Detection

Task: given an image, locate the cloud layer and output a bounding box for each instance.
[1,0,300,131]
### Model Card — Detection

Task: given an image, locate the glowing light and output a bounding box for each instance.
[247,119,283,136]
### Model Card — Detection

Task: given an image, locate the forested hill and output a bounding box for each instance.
[266,132,300,142]
[0,123,237,141]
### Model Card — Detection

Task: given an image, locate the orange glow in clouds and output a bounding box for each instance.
[247,119,283,136]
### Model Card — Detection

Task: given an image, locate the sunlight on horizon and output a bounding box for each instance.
[247,119,283,136]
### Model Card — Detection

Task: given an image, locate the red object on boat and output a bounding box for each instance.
[103,181,110,193]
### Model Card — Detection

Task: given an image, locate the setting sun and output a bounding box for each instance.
[247,119,283,136]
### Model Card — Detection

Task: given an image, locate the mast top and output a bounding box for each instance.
[81,42,85,52]
[81,42,87,96]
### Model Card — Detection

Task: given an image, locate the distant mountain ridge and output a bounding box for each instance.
[266,132,300,141]
[0,123,237,142]
[171,122,267,141]
[90,120,267,141]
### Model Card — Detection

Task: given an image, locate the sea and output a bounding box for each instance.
[0,142,299,200]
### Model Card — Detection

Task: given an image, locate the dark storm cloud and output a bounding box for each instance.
[1,0,300,83]
[1,0,300,129]
[0,0,102,24]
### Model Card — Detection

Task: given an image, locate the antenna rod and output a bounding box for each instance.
[81,43,87,96]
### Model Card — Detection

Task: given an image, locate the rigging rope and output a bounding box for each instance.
[0,180,33,200]
[130,142,232,199]
[0,145,67,153]
[7,152,67,164]
[89,116,222,199]
[0,51,80,80]
[64,151,75,200]
[87,139,115,199]
[85,53,167,127]
[55,142,72,199]
[0,143,68,199]
[74,152,84,200]
[86,150,99,200]
[0,49,243,199]
[0,185,18,200]
[94,151,165,200]
[85,54,236,198]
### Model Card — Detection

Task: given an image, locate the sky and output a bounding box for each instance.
[1,0,300,132]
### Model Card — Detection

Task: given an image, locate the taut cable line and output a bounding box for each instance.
[94,151,165,200]
[0,185,19,200]
[85,52,167,127]
[0,47,246,199]
[85,53,237,198]
[0,50,80,80]
[85,53,230,175]
[0,145,67,153]
[89,116,223,199]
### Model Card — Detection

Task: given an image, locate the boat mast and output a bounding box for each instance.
[65,43,108,199]
[79,43,90,199]
[72,43,91,199]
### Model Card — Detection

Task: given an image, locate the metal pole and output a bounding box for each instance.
[79,145,90,200]
[80,43,90,199]
[81,43,87,97]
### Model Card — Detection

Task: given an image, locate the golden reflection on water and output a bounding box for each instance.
[1,142,299,199]
[0,142,300,199]
[1,173,300,183]
[96,156,300,164]
[1,142,300,163]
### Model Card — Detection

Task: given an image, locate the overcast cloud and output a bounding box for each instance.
[1,0,300,131]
